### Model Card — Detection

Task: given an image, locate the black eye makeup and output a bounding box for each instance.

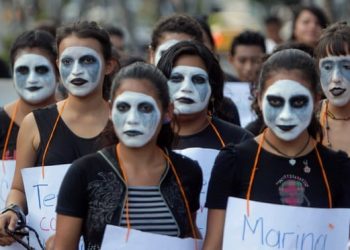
[192,75,207,84]
[321,61,334,71]
[35,66,49,74]
[138,102,154,113]
[290,95,309,108]
[16,66,29,75]
[61,57,73,66]
[80,55,97,64]
[169,73,184,83]
[266,95,285,107]
[116,102,130,112]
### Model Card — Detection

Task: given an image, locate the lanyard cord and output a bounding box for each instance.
[116,144,199,249]
[246,130,332,216]
[2,101,19,174]
[207,116,225,147]
[41,100,67,178]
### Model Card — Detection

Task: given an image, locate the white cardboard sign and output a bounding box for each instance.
[21,164,70,249]
[101,225,202,250]
[224,81,257,127]
[174,148,219,236]
[223,197,350,250]
[0,160,16,210]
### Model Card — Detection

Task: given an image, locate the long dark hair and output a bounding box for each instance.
[10,29,57,75]
[56,21,114,100]
[104,62,174,149]
[258,49,323,141]
[157,40,224,115]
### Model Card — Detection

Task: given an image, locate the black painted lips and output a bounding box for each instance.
[277,125,296,131]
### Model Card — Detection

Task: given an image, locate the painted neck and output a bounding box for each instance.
[173,109,209,136]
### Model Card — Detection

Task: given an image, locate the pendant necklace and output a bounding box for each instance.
[264,135,310,166]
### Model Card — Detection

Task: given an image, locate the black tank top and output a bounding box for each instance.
[0,108,19,160]
[33,104,109,166]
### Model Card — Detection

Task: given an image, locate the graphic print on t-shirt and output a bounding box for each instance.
[276,174,310,206]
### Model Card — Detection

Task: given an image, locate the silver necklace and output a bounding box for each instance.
[264,135,311,166]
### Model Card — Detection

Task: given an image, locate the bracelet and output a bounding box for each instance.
[1,204,26,228]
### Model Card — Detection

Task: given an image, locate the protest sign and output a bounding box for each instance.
[0,160,16,210]
[21,164,70,249]
[223,81,256,127]
[175,148,219,236]
[101,225,202,250]
[223,197,350,250]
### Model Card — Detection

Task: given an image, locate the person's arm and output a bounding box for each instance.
[203,209,226,250]
[53,214,82,250]
[0,113,39,245]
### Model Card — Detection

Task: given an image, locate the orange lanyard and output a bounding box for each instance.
[116,144,198,248]
[245,130,332,216]
[41,100,67,178]
[2,101,19,174]
[207,116,225,147]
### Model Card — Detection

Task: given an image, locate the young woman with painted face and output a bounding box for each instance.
[157,41,252,150]
[0,30,57,160]
[203,49,350,250]
[315,22,350,155]
[53,62,202,249]
[0,21,116,246]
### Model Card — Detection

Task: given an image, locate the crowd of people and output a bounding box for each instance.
[0,4,349,250]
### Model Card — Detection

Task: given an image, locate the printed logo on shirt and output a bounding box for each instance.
[276,174,310,206]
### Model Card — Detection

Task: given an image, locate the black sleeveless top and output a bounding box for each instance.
[0,108,19,160]
[33,104,110,166]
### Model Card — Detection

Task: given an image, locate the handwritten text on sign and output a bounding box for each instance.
[0,160,16,210]
[21,164,70,248]
[101,225,202,250]
[174,148,219,237]
[223,197,350,250]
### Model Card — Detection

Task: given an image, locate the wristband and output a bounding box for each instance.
[1,204,26,228]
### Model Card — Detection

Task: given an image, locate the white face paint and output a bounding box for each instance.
[168,65,211,114]
[154,39,180,65]
[319,56,350,107]
[59,46,103,97]
[111,91,161,148]
[262,80,313,141]
[13,54,56,104]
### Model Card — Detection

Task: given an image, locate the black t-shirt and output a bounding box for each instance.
[33,104,110,166]
[206,138,350,209]
[0,108,19,159]
[56,146,202,249]
[174,116,253,150]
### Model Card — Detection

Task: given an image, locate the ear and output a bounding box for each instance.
[108,100,113,120]
[104,58,118,75]
[228,54,234,64]
[56,58,59,70]
[148,46,155,65]
[257,92,263,111]
[163,103,174,124]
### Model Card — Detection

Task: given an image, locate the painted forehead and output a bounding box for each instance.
[319,55,350,65]
[264,79,312,97]
[60,46,101,59]
[114,91,158,105]
[14,53,52,67]
[171,65,208,77]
